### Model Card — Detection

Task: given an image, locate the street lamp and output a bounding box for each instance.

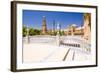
[26,25,30,43]
[56,22,60,46]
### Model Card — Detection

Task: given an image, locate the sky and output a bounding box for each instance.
[23,10,84,30]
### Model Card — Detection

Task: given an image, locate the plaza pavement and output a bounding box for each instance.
[23,36,91,63]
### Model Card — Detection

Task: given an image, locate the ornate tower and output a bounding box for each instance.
[42,16,47,35]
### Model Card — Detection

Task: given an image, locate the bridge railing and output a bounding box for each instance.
[23,36,91,53]
[62,36,91,53]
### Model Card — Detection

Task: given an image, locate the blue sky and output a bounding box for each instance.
[23,10,84,29]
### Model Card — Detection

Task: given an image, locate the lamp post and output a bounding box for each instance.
[26,25,29,43]
[56,22,60,46]
[52,20,55,35]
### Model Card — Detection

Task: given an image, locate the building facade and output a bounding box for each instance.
[83,13,91,41]
[64,13,91,41]
[41,13,91,41]
[65,24,84,36]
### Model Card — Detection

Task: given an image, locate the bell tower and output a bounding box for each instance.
[42,16,47,35]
